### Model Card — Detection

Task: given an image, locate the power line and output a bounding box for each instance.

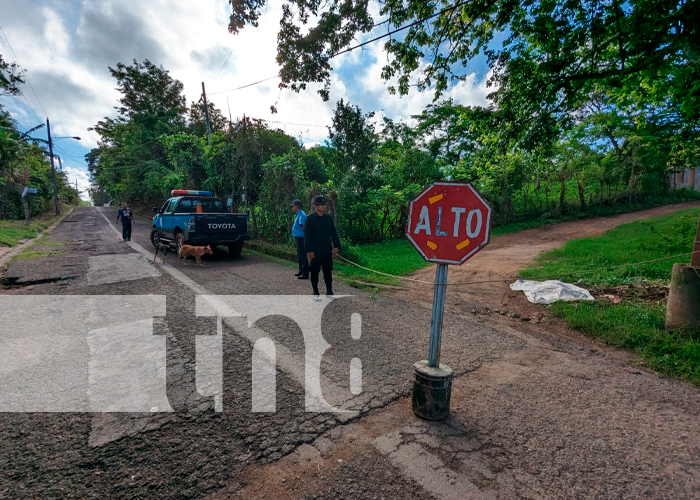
[331,1,471,59]
[259,118,328,129]
[12,92,42,124]
[0,24,48,118]
[53,145,87,165]
[207,1,471,96]
[212,49,234,83]
[336,249,700,287]
[208,75,280,95]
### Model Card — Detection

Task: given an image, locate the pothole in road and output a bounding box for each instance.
[1,275,77,287]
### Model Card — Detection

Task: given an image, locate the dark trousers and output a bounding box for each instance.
[122,224,132,241]
[310,253,333,294]
[294,237,308,276]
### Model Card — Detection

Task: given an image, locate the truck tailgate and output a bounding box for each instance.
[194,214,247,235]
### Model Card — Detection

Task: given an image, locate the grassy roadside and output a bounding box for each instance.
[0,203,76,247]
[520,208,700,384]
[490,189,700,237]
[247,196,700,289]
[249,196,700,288]
[247,239,428,288]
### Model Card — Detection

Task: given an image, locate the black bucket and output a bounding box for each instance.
[412,360,453,421]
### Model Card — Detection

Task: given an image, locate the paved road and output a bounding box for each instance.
[0,207,512,498]
[1,206,699,499]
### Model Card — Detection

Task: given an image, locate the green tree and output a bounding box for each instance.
[328,99,377,183]
[227,0,700,147]
[258,150,306,239]
[88,60,189,204]
[188,100,228,137]
[0,53,24,96]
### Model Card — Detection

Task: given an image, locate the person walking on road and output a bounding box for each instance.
[305,195,340,299]
[116,202,134,241]
[291,199,309,279]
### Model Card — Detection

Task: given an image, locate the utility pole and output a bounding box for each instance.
[46,117,60,215]
[201,82,212,146]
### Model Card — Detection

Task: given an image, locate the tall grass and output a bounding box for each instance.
[521,208,700,384]
[520,208,699,285]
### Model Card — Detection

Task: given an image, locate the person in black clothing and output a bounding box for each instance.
[116,202,134,241]
[305,195,340,298]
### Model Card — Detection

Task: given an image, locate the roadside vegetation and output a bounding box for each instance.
[0,55,81,235]
[250,200,700,288]
[520,209,700,384]
[11,249,67,261]
[85,49,698,249]
[248,239,429,287]
[0,202,75,247]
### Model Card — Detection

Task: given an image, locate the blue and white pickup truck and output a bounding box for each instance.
[150,190,250,257]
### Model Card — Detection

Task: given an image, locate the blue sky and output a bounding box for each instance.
[0,0,495,196]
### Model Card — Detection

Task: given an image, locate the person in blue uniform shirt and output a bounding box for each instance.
[291,199,309,279]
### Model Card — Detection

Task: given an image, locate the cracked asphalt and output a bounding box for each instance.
[1,206,699,499]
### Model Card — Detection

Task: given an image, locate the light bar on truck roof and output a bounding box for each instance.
[171,190,213,197]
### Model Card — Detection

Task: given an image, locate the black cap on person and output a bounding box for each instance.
[313,195,326,205]
[292,199,302,207]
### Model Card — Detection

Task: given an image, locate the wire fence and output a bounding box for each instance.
[335,249,700,287]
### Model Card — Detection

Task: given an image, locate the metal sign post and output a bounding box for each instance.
[428,263,448,368]
[406,182,492,420]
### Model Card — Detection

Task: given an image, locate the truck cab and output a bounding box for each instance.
[151,190,250,257]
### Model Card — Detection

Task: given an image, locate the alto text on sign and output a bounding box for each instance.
[406,182,492,265]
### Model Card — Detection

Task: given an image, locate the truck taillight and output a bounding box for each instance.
[188,217,195,230]
[246,216,250,232]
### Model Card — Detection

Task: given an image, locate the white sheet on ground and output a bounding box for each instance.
[510,279,594,304]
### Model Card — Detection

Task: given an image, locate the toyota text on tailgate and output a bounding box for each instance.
[150,190,250,257]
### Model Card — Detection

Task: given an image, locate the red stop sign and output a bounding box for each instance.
[406,182,492,265]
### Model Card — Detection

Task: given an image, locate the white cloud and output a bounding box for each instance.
[350,41,493,128]
[63,165,91,199]
[1,0,495,175]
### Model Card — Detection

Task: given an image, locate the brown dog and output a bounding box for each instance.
[178,244,213,266]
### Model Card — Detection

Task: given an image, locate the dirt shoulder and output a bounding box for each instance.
[3,204,700,499]
[212,201,700,500]
[394,200,700,340]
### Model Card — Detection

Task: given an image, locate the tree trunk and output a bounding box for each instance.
[693,214,700,267]
[576,176,586,210]
[501,189,513,222]
[627,166,635,204]
[250,203,259,237]
[21,194,30,226]
[379,206,388,239]
[558,173,566,212]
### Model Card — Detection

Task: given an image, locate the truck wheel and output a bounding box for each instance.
[150,228,161,248]
[228,242,243,258]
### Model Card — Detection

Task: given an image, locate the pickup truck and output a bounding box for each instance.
[150,190,250,257]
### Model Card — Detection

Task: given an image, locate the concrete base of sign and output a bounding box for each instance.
[666,263,700,332]
[412,360,453,421]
